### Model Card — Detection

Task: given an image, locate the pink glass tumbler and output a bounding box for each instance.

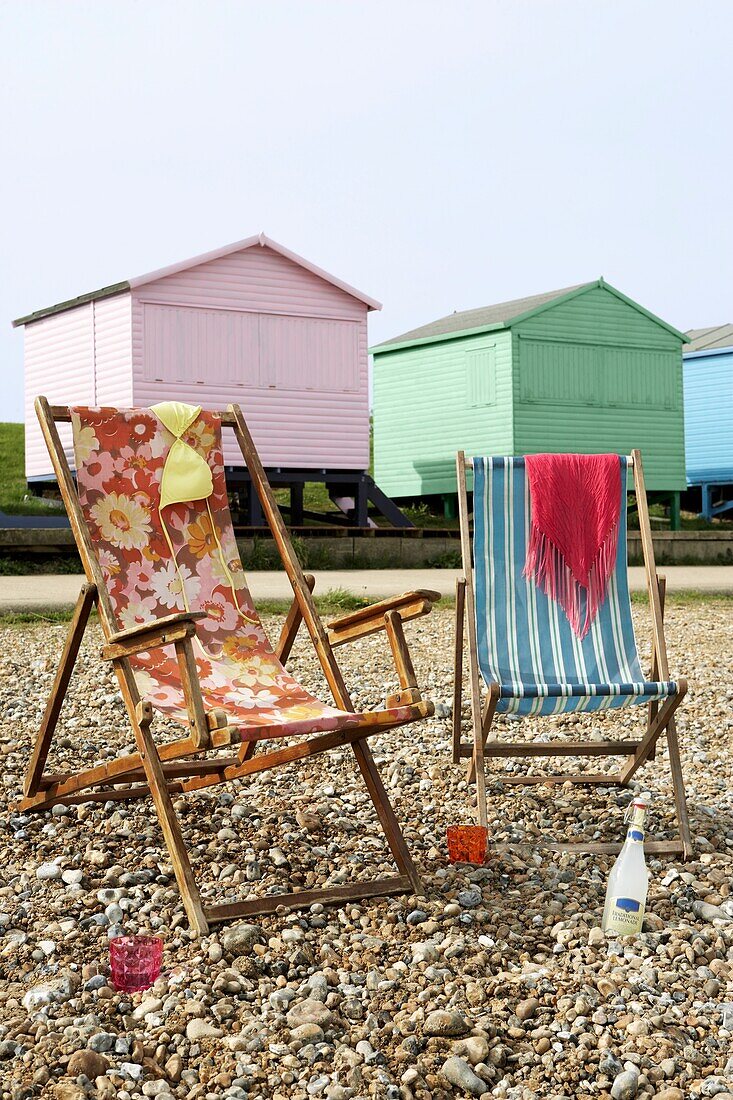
[110,935,163,993]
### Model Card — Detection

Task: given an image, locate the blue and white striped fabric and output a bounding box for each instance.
[472,456,676,716]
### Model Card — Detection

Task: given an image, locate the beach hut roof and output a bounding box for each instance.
[371,278,686,353]
[13,233,381,327]
[684,324,733,353]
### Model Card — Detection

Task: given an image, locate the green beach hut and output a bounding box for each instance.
[371,279,687,525]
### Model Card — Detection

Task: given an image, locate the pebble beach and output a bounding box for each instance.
[0,599,731,1100]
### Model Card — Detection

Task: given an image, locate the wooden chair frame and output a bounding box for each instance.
[19,398,440,932]
[452,448,692,859]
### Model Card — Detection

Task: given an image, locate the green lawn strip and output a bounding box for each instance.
[0,590,728,629]
[0,422,62,515]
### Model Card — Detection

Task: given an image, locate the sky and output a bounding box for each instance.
[1,0,732,422]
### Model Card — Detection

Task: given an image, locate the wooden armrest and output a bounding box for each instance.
[327,590,440,647]
[102,611,207,661]
[327,590,440,630]
[107,611,207,645]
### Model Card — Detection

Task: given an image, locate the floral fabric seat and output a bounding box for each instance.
[71,407,417,740]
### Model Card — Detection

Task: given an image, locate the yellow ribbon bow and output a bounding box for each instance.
[150,402,254,625]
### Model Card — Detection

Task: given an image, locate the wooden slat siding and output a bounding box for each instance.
[684,348,733,483]
[512,285,685,492]
[133,246,367,318]
[373,329,514,498]
[516,286,682,350]
[25,294,133,480]
[130,245,370,471]
[24,305,96,479]
[93,294,133,407]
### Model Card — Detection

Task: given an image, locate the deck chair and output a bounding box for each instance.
[453,450,692,858]
[20,397,440,932]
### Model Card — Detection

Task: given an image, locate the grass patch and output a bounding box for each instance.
[630,589,733,606]
[0,422,62,515]
[2,591,726,629]
[0,608,100,626]
[0,554,82,575]
[0,589,377,628]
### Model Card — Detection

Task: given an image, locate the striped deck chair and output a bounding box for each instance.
[453,450,691,858]
[20,398,440,933]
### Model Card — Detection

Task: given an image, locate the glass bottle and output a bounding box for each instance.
[601,795,650,936]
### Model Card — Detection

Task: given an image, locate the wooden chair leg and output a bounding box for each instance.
[237,739,258,764]
[384,611,422,707]
[665,714,693,859]
[276,573,316,664]
[351,740,424,896]
[174,635,210,750]
[467,687,499,784]
[24,583,97,797]
[452,578,466,764]
[467,685,499,828]
[646,574,667,762]
[133,701,208,934]
[618,682,687,785]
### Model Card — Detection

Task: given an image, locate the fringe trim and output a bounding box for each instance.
[523,520,619,639]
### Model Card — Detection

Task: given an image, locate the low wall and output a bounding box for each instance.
[626,530,733,565]
[2,526,732,566]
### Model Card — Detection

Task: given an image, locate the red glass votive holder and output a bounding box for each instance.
[446,825,488,864]
[110,935,163,993]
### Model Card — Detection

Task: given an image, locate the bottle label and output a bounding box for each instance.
[605,896,645,935]
[626,827,645,844]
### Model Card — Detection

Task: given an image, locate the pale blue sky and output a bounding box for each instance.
[1,0,731,421]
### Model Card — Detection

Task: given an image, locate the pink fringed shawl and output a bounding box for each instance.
[523,453,621,638]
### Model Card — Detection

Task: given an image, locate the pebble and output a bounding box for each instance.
[611,1068,639,1100]
[424,1009,470,1036]
[452,1036,490,1064]
[220,922,265,954]
[88,1032,118,1053]
[186,1018,223,1040]
[286,998,333,1029]
[66,1049,110,1078]
[22,975,75,1012]
[35,861,62,880]
[291,1023,325,1043]
[693,900,731,922]
[120,1061,144,1080]
[442,1055,486,1096]
[516,996,539,1021]
[457,886,482,908]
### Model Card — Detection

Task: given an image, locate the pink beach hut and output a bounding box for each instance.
[14,234,407,526]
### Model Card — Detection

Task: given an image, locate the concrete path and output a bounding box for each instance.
[0,566,731,613]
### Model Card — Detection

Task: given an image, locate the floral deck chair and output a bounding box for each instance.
[21,398,439,932]
[452,450,692,859]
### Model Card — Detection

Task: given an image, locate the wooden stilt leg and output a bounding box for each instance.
[133,701,208,934]
[351,740,423,896]
[24,583,96,797]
